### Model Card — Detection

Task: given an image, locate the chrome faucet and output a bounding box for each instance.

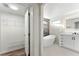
[72,32,76,35]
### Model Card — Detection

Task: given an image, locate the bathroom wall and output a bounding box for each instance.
[0,12,25,54]
[49,20,65,44]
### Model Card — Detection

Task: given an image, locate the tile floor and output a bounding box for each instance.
[43,44,79,56]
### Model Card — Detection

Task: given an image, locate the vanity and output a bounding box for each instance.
[59,33,79,52]
[59,17,79,52]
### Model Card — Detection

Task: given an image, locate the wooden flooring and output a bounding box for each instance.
[0,48,26,56]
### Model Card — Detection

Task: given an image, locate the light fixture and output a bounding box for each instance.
[43,21,47,24]
[53,20,65,28]
[53,21,60,24]
[8,4,19,11]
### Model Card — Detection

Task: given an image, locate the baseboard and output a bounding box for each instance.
[0,48,25,55]
[0,41,25,55]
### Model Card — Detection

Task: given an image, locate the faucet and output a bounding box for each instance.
[72,32,79,35]
[73,32,76,35]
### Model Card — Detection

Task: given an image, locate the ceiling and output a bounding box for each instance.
[0,3,32,16]
[44,3,79,20]
[1,3,79,18]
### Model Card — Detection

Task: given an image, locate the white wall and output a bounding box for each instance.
[49,20,65,44]
[0,12,25,54]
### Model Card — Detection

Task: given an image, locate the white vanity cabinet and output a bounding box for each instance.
[59,34,74,49]
[59,33,79,52]
[74,35,79,51]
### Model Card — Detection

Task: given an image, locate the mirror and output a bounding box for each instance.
[66,18,79,29]
[75,21,79,29]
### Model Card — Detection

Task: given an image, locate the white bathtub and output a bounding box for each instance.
[43,35,56,47]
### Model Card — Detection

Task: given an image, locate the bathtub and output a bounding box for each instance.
[43,35,56,47]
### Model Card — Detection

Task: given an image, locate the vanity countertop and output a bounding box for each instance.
[60,32,73,35]
[60,32,79,36]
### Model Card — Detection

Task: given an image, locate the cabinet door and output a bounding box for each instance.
[74,35,79,51]
[61,35,74,49]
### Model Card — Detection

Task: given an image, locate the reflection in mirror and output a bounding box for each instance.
[66,18,79,29]
[75,21,79,29]
[43,18,50,36]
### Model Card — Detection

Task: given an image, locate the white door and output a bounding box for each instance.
[25,9,29,56]
[62,35,74,49]
[74,35,79,51]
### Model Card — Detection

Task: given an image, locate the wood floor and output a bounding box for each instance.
[0,48,26,56]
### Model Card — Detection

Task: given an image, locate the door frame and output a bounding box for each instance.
[25,4,44,56]
[39,4,45,56]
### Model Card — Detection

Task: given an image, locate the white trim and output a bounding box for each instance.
[30,6,34,56]
[39,4,44,56]
[29,4,43,56]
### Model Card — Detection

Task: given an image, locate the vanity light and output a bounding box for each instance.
[43,21,47,24]
[53,21,60,24]
[53,21,65,28]
[8,4,19,11]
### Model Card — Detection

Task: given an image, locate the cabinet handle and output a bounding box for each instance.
[61,41,63,42]
[72,37,73,40]
[73,37,75,40]
[72,37,75,40]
